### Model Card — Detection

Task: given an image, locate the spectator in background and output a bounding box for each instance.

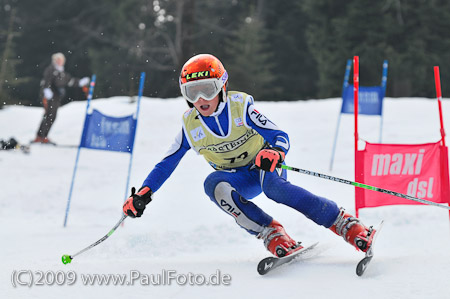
[33,52,90,144]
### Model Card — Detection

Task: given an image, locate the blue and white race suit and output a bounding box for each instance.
[142,91,339,235]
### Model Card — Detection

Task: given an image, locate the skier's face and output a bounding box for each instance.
[55,57,65,67]
[193,94,219,116]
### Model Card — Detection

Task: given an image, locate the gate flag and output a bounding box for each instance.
[355,141,450,211]
[63,72,146,227]
[330,59,388,170]
[352,62,450,217]
[79,109,136,153]
[341,85,384,115]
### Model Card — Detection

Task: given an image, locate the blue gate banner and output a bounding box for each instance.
[341,85,384,115]
[79,109,137,153]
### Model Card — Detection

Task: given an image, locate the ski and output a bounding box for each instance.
[257,242,319,275]
[54,144,78,148]
[29,141,77,148]
[30,140,57,146]
[356,220,384,276]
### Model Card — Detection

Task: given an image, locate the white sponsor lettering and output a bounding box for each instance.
[360,91,379,104]
[407,177,434,199]
[371,149,425,176]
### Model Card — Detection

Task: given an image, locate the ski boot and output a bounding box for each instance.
[42,137,54,144]
[258,219,303,257]
[32,136,54,144]
[32,136,44,143]
[329,208,376,252]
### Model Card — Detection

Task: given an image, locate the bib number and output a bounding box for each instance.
[224,151,249,164]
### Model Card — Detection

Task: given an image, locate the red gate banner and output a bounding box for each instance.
[355,141,450,213]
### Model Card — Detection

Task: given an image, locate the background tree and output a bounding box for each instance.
[265,1,318,100]
[2,0,450,106]
[225,14,281,100]
[0,1,21,107]
[302,0,450,97]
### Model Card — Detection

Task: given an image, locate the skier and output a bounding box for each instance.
[33,52,90,144]
[123,54,376,258]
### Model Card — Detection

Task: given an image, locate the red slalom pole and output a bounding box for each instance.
[353,56,359,217]
[434,66,446,146]
[434,67,450,221]
[354,56,359,152]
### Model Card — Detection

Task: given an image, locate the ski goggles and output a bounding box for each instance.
[180,72,228,104]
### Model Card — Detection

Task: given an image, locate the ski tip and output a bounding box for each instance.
[356,256,372,276]
[355,220,384,277]
[257,242,320,275]
[257,256,276,275]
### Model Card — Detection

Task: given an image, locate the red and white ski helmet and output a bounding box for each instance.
[179,54,228,107]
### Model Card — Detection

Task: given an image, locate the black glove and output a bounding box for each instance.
[122,186,152,218]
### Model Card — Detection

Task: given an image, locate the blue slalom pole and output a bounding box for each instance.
[64,75,96,227]
[123,72,146,202]
[381,60,388,91]
[330,59,352,171]
[378,60,388,143]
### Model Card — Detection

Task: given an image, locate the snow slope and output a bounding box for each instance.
[1,96,450,299]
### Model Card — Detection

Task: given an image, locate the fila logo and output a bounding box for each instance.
[250,109,268,125]
[220,199,241,218]
[190,126,206,142]
[248,107,277,130]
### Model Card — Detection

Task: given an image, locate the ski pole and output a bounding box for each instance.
[61,214,127,264]
[278,164,450,211]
